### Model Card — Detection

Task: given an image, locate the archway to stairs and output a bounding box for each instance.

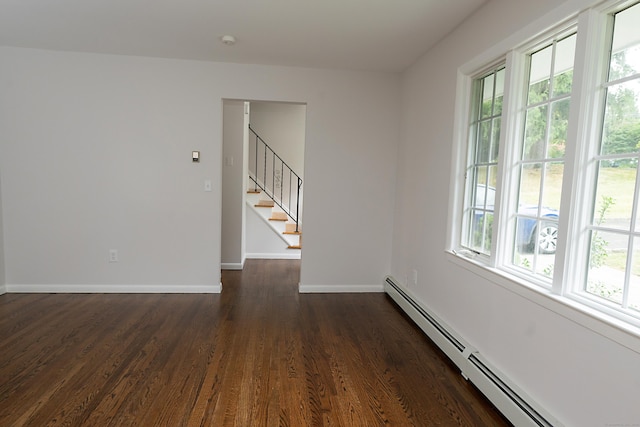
[221,99,306,276]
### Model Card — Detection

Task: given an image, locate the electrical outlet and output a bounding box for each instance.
[109,249,118,263]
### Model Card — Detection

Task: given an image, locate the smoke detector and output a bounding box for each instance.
[221,35,236,46]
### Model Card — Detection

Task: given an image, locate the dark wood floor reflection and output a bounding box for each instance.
[0,259,510,426]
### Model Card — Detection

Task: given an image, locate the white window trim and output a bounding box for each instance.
[447,0,640,354]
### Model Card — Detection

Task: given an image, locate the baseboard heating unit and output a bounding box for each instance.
[384,276,562,427]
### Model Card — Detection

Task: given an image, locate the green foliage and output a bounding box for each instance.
[601,52,640,161]
[602,121,640,161]
[586,196,620,300]
[610,51,638,81]
[586,280,623,302]
[590,195,615,269]
[524,71,573,160]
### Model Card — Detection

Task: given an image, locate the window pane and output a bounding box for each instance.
[601,80,640,156]
[536,218,558,278]
[552,34,577,97]
[523,105,548,161]
[480,74,495,119]
[528,45,552,104]
[593,161,636,231]
[609,3,640,82]
[475,166,489,195]
[518,164,542,207]
[494,68,505,116]
[471,167,498,207]
[466,165,495,255]
[518,163,562,220]
[490,118,501,163]
[486,165,498,192]
[536,219,559,256]
[542,162,563,211]
[469,211,493,254]
[513,219,534,270]
[513,217,558,274]
[548,99,570,159]
[477,120,492,163]
[586,230,627,305]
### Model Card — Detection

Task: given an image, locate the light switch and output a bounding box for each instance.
[204,180,212,192]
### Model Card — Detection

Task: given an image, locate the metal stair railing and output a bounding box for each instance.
[248,124,302,233]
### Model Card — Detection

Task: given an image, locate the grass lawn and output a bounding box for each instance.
[521,164,636,218]
[593,167,636,218]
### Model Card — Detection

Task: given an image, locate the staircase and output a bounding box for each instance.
[246,190,302,249]
[247,124,303,250]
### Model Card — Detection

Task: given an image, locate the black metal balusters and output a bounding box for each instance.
[248,124,302,232]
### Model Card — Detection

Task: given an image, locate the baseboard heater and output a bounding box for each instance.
[384,276,562,427]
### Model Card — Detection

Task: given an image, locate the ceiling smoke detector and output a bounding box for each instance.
[221,35,236,46]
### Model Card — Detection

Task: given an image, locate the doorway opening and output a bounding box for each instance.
[221,100,306,274]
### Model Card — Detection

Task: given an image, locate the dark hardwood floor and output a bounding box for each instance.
[0,259,511,426]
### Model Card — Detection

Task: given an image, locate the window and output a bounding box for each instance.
[463,67,505,256]
[511,33,576,281]
[455,0,640,328]
[584,2,640,314]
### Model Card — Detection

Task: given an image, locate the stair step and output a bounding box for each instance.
[247,189,261,194]
[283,231,301,235]
[269,212,288,221]
[288,233,302,249]
[255,199,275,208]
[285,223,301,233]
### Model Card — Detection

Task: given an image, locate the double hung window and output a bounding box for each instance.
[511,33,576,280]
[585,3,640,313]
[456,0,640,326]
[463,67,504,256]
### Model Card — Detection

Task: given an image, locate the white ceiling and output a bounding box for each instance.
[0,0,487,73]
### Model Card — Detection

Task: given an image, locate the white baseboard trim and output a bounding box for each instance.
[5,283,223,294]
[299,283,384,293]
[0,284,6,295]
[221,262,244,270]
[245,252,301,260]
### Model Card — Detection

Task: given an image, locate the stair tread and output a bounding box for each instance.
[283,231,302,235]
[285,223,301,233]
[270,212,288,221]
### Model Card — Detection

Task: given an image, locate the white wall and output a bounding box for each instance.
[0,46,399,292]
[249,101,306,176]
[392,0,640,425]
[0,172,5,294]
[221,100,246,268]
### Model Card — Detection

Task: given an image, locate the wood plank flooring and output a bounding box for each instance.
[0,259,511,426]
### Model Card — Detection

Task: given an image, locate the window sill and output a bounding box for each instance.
[446,250,640,355]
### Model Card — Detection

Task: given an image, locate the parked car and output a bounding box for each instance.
[474,185,559,254]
